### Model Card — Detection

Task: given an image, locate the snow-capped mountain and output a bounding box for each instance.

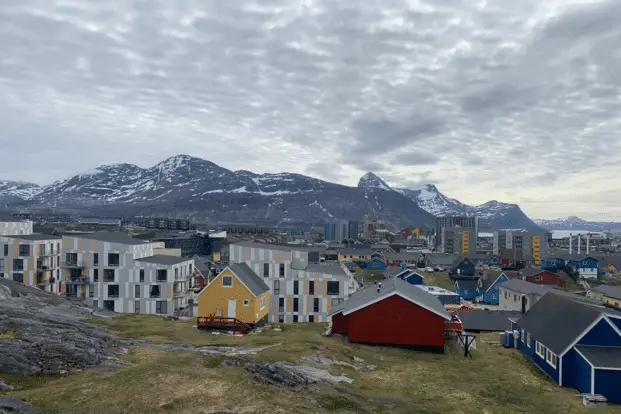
[1,155,435,228]
[0,181,42,199]
[534,216,621,231]
[357,173,542,230]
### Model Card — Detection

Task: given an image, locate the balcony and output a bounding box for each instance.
[37,263,50,272]
[67,276,90,284]
[61,261,85,269]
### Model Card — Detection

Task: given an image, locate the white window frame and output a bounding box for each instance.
[527,333,531,347]
[260,296,266,310]
[521,329,525,342]
[546,349,557,368]
[243,299,249,307]
[535,341,544,358]
[222,276,233,288]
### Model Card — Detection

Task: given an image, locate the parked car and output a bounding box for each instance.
[433,266,444,272]
[424,267,434,272]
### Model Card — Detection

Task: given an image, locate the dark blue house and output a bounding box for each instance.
[511,293,621,403]
[403,271,425,286]
[455,271,512,304]
[450,256,477,279]
[542,254,600,280]
[455,278,479,301]
[364,257,386,271]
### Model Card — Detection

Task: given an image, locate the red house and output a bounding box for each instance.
[328,278,451,351]
[519,268,565,287]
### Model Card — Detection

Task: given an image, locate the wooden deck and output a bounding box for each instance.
[196,315,250,334]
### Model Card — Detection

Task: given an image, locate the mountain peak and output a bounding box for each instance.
[358,172,393,191]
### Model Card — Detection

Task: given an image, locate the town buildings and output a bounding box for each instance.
[323,219,349,242]
[439,226,475,254]
[435,216,478,249]
[61,232,195,316]
[228,241,359,323]
[497,279,598,313]
[590,285,621,309]
[492,230,548,266]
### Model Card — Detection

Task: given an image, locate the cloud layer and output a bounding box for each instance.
[0,0,620,220]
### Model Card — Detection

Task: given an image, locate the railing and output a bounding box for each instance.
[61,260,85,268]
[67,276,90,284]
[196,315,250,334]
[36,264,50,271]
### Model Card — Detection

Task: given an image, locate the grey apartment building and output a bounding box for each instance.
[229,241,359,323]
[61,232,195,316]
[439,226,476,254]
[493,229,548,265]
[435,216,478,249]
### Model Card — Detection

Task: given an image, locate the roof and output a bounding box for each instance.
[425,254,459,266]
[552,253,597,261]
[515,293,617,355]
[295,263,348,277]
[456,279,478,292]
[340,248,373,256]
[575,346,621,369]
[592,285,621,301]
[597,255,621,269]
[416,285,457,296]
[134,255,193,265]
[467,253,489,261]
[334,277,450,320]
[68,232,149,245]
[384,268,413,277]
[193,257,210,273]
[519,268,549,278]
[6,234,62,241]
[457,310,522,332]
[228,263,270,296]
[498,279,602,305]
[480,271,517,292]
[383,252,420,261]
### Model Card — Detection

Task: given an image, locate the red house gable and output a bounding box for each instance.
[345,294,446,347]
[523,269,565,287]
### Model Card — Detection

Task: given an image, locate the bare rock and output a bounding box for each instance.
[0,378,13,391]
[220,359,240,368]
[0,396,36,413]
[245,361,312,389]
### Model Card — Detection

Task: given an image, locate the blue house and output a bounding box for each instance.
[455,278,479,301]
[511,293,621,403]
[543,254,600,279]
[450,256,477,279]
[364,257,386,271]
[455,271,511,304]
[403,271,425,286]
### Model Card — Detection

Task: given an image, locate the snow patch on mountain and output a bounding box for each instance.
[358,172,393,192]
[0,181,42,199]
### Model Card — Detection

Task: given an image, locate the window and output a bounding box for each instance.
[309,315,314,323]
[93,253,99,266]
[260,296,266,310]
[150,285,161,298]
[13,259,24,271]
[134,301,140,313]
[13,273,23,283]
[273,280,280,295]
[514,294,517,301]
[293,298,299,312]
[222,276,233,287]
[19,245,30,256]
[546,349,557,368]
[103,269,115,282]
[93,269,99,281]
[521,329,525,342]
[135,285,140,298]
[39,244,45,255]
[309,281,315,295]
[107,285,119,298]
[535,341,544,358]
[278,314,284,323]
[66,253,77,265]
[174,268,178,279]
[156,300,167,314]
[527,333,531,347]
[313,298,320,312]
[293,315,298,322]
[107,253,120,267]
[103,300,115,312]
[243,299,249,307]
[156,269,167,282]
[294,280,299,295]
[0,259,3,271]
[140,269,145,282]
[504,290,508,299]
[89,284,94,298]
[327,281,340,295]
[0,273,3,278]
[535,276,541,281]
[263,263,269,278]
[279,263,285,278]
[278,297,285,312]
[3,245,7,256]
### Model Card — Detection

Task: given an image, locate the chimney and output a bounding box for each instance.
[569,233,572,254]
[578,234,581,254]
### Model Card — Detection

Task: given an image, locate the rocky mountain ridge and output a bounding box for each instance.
[533,216,621,231]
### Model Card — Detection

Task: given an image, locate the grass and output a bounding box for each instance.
[0,328,17,340]
[423,271,456,291]
[3,315,618,413]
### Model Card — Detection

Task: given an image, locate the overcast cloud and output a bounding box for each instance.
[0,0,620,220]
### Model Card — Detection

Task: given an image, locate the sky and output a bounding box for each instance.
[0,0,620,221]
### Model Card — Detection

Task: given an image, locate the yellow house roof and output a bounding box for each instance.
[198,263,269,298]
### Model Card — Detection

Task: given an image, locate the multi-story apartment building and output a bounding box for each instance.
[229,241,359,323]
[0,233,63,294]
[324,219,349,241]
[347,220,360,240]
[435,216,478,249]
[493,230,549,265]
[439,226,476,254]
[0,219,33,236]
[61,232,195,315]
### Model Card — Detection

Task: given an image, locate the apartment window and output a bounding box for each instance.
[222,276,233,287]
[243,299,249,307]
[13,273,23,283]
[309,315,314,323]
[139,269,145,282]
[527,333,531,347]
[150,285,161,298]
[18,245,30,257]
[156,269,167,282]
[263,263,269,278]
[327,281,340,295]
[66,253,77,265]
[293,315,298,323]
[278,315,284,323]
[107,285,119,298]
[293,298,299,312]
[135,285,140,298]
[103,300,115,312]
[174,268,178,279]
[309,281,315,295]
[279,263,285,278]
[273,280,280,295]
[103,269,115,282]
[93,269,99,281]
[313,298,320,312]
[293,280,299,295]
[3,245,7,256]
[0,273,3,278]
[278,297,285,312]
[134,301,140,314]
[260,296,266,310]
[107,253,120,267]
[89,284,94,298]
[13,259,24,271]
[39,244,45,255]
[514,294,517,301]
[93,253,99,266]
[535,341,544,358]
[0,259,3,271]
[156,300,167,314]
[546,349,557,368]
[521,329,525,342]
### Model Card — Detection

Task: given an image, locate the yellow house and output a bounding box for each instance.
[197,263,270,325]
[338,248,373,262]
[591,285,621,309]
[212,251,221,262]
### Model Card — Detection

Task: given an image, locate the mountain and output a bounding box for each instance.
[534,216,621,231]
[0,181,42,199]
[357,174,541,231]
[1,155,435,229]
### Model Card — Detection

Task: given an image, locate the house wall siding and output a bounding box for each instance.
[594,369,621,404]
[525,271,565,286]
[331,312,347,334]
[562,348,591,394]
[608,317,621,331]
[345,295,446,348]
[577,319,621,347]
